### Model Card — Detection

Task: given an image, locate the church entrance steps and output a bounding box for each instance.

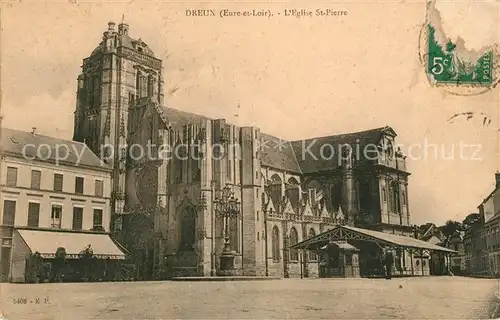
[171,276,281,281]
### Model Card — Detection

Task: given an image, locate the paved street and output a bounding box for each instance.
[1,276,499,319]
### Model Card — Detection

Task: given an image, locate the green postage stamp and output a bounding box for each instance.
[422,1,498,94]
[427,25,493,86]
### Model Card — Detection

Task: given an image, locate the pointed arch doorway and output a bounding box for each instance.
[174,204,199,276]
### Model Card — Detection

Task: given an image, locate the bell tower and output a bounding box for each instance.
[73,20,165,216]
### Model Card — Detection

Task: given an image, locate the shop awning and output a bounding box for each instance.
[290,225,457,253]
[16,229,127,259]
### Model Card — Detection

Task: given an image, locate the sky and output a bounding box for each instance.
[1,0,499,225]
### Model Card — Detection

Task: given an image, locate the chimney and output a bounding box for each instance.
[496,172,500,189]
[31,127,36,135]
[108,21,116,32]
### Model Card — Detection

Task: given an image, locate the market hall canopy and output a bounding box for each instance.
[289,225,457,253]
[15,229,127,259]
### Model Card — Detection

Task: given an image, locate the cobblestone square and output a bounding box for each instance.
[1,276,499,319]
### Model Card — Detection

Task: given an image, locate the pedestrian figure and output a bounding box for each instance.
[385,248,394,280]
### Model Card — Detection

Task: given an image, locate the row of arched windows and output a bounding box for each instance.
[271,226,318,262]
[268,175,301,208]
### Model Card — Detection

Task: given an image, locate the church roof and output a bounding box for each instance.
[259,133,302,174]
[1,128,110,170]
[290,127,393,174]
[91,23,155,58]
[162,107,209,128]
[154,106,394,174]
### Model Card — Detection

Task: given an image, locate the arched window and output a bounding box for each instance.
[308,228,317,261]
[147,75,154,97]
[272,226,280,262]
[136,72,141,97]
[286,177,300,208]
[179,206,196,251]
[388,181,394,212]
[386,141,394,158]
[392,182,401,213]
[141,75,148,97]
[329,182,342,212]
[136,71,148,98]
[269,174,282,207]
[289,227,299,261]
[388,181,401,213]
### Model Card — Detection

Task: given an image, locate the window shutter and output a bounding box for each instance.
[6,167,18,186]
[31,170,41,189]
[27,203,40,227]
[54,174,63,192]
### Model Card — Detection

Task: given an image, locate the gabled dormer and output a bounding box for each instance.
[320,204,330,218]
[335,205,345,220]
[264,198,277,216]
[302,202,314,217]
[282,197,296,215]
[376,126,407,172]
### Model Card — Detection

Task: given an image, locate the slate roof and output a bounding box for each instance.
[259,133,302,174]
[290,127,393,174]
[162,107,209,128]
[420,223,444,242]
[1,128,109,170]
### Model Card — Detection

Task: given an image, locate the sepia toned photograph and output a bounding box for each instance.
[0,0,499,319]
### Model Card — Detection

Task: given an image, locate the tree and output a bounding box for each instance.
[79,244,94,282]
[25,252,43,283]
[462,213,480,230]
[51,247,66,282]
[439,220,464,246]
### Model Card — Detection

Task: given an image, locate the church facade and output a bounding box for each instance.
[73,21,414,279]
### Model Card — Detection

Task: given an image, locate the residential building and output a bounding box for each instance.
[0,128,126,282]
[418,224,449,275]
[447,231,466,274]
[475,173,500,277]
[463,213,486,276]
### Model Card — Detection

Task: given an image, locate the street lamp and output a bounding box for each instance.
[213,184,241,274]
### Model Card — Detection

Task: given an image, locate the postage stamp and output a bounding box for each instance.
[427,25,493,86]
[420,0,499,95]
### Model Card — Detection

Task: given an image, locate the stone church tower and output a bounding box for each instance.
[73,21,168,279]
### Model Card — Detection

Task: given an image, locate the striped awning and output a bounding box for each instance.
[16,229,127,259]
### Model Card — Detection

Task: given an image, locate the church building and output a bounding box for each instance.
[73,21,416,279]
